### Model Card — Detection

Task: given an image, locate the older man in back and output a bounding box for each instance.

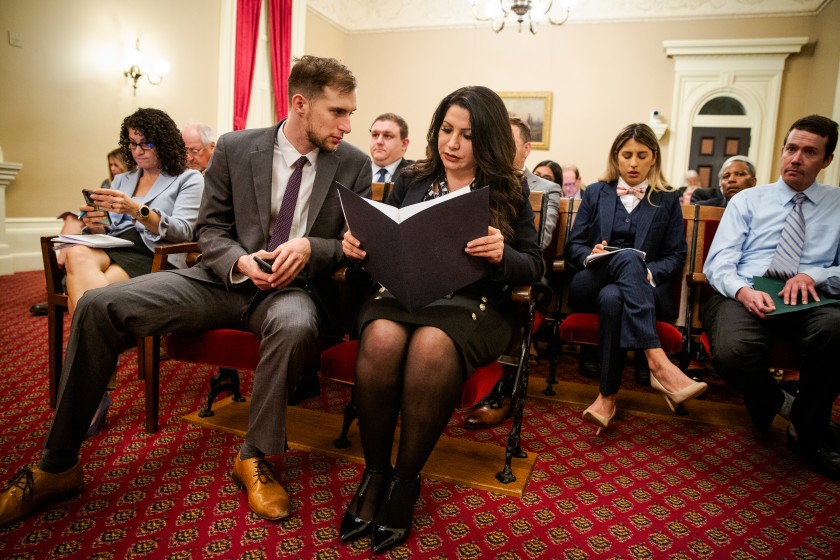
[182,122,216,173]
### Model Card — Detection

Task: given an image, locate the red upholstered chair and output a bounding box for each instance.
[320,190,550,484]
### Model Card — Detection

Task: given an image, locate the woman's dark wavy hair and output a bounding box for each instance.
[403,86,521,241]
[118,108,186,177]
[533,160,563,184]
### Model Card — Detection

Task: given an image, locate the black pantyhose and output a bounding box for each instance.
[353,319,462,523]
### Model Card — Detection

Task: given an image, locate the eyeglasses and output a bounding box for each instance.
[721,171,751,180]
[128,141,155,152]
[186,146,206,155]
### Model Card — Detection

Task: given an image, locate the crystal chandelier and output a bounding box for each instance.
[468,0,577,34]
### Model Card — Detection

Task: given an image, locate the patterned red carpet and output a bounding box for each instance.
[0,270,838,558]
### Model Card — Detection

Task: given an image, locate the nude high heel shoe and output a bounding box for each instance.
[650,375,707,412]
[582,406,616,436]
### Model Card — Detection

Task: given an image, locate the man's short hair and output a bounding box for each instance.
[371,113,409,140]
[718,155,756,180]
[288,55,356,106]
[562,164,580,180]
[509,116,531,144]
[784,114,839,160]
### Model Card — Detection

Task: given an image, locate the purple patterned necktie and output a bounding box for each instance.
[267,156,308,251]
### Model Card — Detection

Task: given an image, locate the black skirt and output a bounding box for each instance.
[357,287,514,377]
[103,227,154,278]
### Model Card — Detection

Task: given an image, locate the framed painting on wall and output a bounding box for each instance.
[498,91,553,150]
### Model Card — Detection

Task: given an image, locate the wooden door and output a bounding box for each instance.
[688,127,751,188]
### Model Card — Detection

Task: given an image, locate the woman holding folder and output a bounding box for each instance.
[566,123,706,434]
[339,85,543,552]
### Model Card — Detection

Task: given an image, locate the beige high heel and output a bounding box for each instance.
[582,406,616,436]
[650,375,707,412]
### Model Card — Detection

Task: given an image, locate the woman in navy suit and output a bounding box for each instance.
[339,86,542,552]
[567,123,706,433]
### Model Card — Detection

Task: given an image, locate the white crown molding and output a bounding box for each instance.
[306,0,831,33]
[663,37,809,57]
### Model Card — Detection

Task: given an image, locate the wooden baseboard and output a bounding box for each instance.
[183,397,536,498]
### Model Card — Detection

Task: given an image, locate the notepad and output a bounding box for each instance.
[584,247,646,268]
[51,234,134,249]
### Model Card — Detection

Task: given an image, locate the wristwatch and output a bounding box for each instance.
[136,205,151,220]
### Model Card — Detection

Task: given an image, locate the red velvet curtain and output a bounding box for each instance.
[233,0,262,131]
[269,0,293,122]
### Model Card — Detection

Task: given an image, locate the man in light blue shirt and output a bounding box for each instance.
[703,115,840,480]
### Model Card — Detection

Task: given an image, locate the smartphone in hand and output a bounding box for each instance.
[82,189,111,225]
[253,255,274,273]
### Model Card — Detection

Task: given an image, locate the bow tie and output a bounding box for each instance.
[616,185,646,200]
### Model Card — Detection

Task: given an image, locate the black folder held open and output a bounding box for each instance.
[338,185,490,312]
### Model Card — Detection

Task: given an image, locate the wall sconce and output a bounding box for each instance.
[123,38,170,95]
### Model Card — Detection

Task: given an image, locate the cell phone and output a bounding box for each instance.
[82,189,111,225]
[603,246,621,252]
[253,255,274,273]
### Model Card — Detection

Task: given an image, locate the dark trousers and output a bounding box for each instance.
[44,271,318,457]
[569,251,664,395]
[702,294,840,443]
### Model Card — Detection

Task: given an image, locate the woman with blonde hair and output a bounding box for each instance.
[566,123,706,433]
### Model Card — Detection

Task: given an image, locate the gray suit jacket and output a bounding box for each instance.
[525,169,561,251]
[179,122,372,288]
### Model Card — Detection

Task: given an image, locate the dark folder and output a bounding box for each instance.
[338,185,490,312]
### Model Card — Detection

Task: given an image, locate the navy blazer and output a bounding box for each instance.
[387,175,544,305]
[567,181,686,310]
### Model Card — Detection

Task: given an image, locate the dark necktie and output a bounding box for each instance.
[376,168,388,183]
[765,192,806,279]
[267,156,308,251]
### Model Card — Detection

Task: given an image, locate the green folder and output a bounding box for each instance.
[752,276,839,315]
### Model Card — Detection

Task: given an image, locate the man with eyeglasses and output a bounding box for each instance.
[369,113,412,183]
[182,122,216,173]
[691,155,757,207]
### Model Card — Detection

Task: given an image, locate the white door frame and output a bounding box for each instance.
[663,37,808,186]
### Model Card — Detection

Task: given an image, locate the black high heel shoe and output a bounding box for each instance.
[371,475,421,553]
[339,468,391,542]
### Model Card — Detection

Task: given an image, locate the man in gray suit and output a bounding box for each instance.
[0,56,372,527]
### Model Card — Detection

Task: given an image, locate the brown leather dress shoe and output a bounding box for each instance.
[464,398,512,430]
[231,456,290,520]
[0,461,84,527]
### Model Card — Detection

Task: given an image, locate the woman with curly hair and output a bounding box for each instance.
[338,86,543,552]
[64,108,204,314]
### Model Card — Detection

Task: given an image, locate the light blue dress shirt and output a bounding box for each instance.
[704,179,840,298]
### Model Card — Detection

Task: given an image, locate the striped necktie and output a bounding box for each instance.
[765,192,806,279]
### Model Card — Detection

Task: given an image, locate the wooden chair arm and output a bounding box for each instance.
[687,272,706,285]
[511,283,551,306]
[152,242,201,272]
[553,259,566,273]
